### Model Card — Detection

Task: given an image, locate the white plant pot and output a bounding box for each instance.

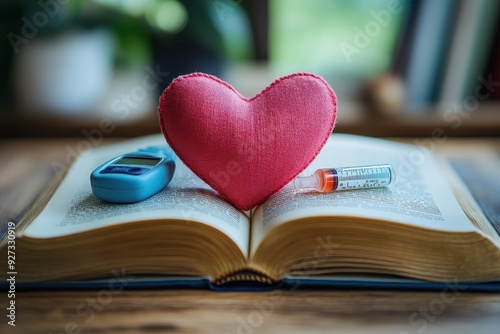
[13,29,115,116]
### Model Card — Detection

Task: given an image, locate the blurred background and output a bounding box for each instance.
[0,0,499,137]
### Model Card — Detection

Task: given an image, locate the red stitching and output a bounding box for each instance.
[157,72,338,210]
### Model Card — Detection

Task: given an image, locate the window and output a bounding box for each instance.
[269,0,408,80]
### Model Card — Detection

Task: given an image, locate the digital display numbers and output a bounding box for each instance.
[114,157,161,166]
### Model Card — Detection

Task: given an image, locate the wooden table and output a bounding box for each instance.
[1,137,500,334]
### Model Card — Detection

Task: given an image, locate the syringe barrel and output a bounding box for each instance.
[316,164,395,192]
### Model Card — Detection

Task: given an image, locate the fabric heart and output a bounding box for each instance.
[158,72,337,210]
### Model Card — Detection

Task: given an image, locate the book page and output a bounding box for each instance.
[22,135,250,255]
[251,134,477,253]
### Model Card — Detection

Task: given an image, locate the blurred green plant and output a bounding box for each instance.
[0,0,253,112]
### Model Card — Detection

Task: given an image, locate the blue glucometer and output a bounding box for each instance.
[90,146,176,203]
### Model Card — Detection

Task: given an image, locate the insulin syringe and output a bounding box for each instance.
[293,164,395,192]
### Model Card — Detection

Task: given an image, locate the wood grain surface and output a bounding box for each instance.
[1,289,500,334]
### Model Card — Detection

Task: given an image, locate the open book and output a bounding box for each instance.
[2,134,500,288]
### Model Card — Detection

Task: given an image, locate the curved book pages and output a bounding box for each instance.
[1,134,500,289]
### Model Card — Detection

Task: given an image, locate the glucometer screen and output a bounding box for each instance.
[115,157,161,166]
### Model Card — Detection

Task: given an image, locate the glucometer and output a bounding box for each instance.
[90,146,176,203]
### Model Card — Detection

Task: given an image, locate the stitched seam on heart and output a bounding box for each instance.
[158,73,337,209]
[160,72,336,103]
[158,72,337,210]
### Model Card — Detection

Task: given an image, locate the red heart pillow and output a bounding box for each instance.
[158,72,337,210]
